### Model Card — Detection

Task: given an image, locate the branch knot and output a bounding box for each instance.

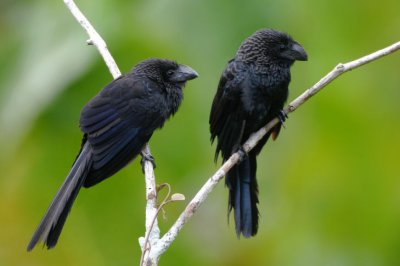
[336,63,345,73]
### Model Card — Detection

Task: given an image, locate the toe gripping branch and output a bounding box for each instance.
[278,110,289,128]
[140,150,156,173]
[236,146,248,163]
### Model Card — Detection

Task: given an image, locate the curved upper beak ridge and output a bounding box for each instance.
[290,42,308,61]
[281,42,308,61]
[171,65,199,82]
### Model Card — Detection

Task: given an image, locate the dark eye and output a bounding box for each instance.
[279,44,286,51]
[166,70,174,76]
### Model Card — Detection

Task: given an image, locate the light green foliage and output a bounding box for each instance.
[1,0,399,265]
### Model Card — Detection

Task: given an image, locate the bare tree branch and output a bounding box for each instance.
[139,145,160,263]
[287,41,400,113]
[63,0,121,78]
[145,40,400,262]
[62,0,160,262]
[140,183,172,265]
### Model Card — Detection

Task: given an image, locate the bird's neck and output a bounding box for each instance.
[252,62,291,83]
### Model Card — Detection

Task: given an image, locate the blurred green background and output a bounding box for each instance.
[1,0,399,265]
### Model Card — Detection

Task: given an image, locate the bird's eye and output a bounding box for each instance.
[166,70,174,76]
[279,44,286,51]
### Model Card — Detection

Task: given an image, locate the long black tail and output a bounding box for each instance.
[27,143,93,251]
[226,153,259,238]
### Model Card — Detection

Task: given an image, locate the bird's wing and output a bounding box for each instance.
[79,75,165,186]
[209,60,248,161]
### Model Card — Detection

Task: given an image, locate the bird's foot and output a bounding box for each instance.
[236,146,248,163]
[140,151,156,173]
[278,110,288,128]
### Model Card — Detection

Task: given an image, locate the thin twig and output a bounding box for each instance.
[147,40,400,260]
[63,0,121,78]
[140,183,172,266]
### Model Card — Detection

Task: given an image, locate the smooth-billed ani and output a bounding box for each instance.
[209,29,307,238]
[27,58,198,251]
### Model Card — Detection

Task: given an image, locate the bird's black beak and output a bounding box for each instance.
[281,42,308,61]
[170,65,199,82]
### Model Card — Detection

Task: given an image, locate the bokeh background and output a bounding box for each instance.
[1,0,399,265]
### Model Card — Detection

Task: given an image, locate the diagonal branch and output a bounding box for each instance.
[148,40,400,259]
[63,0,159,258]
[286,41,400,114]
[63,0,121,78]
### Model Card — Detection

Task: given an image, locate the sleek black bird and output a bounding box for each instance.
[209,29,307,238]
[27,59,198,251]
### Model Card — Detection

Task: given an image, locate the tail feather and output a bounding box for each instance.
[226,154,259,238]
[27,143,93,251]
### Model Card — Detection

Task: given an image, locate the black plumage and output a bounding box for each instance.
[209,29,307,238]
[27,58,198,251]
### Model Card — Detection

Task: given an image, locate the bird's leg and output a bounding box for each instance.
[232,145,247,163]
[140,150,156,173]
[277,110,288,128]
[237,146,248,163]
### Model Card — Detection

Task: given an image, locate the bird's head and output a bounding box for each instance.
[237,29,308,65]
[132,59,198,89]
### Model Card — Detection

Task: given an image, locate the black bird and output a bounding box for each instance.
[209,29,307,238]
[27,59,198,251]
